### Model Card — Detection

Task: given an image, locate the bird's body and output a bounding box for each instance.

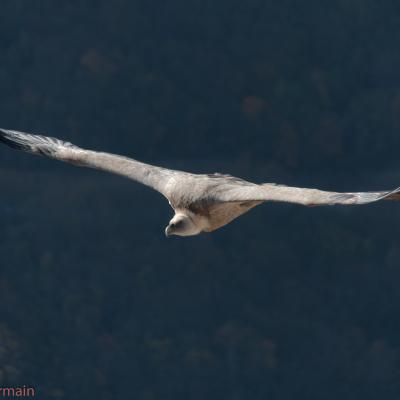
[1,128,400,237]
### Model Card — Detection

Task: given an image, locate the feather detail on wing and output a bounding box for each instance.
[0,128,179,197]
[213,182,400,206]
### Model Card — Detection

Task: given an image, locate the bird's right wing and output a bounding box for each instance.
[0,128,182,199]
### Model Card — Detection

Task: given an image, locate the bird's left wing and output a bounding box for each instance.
[212,179,400,206]
[0,128,183,199]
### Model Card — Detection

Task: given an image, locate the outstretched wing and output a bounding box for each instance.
[0,128,182,199]
[212,179,400,206]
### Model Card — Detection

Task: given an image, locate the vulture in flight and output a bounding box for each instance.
[1,128,399,237]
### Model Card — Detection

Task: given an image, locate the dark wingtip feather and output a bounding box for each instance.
[355,186,400,204]
[380,186,400,201]
[0,128,80,157]
[0,128,31,151]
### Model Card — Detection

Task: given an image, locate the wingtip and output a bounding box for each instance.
[0,128,17,138]
[0,128,26,151]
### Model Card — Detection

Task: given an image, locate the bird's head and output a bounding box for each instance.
[165,213,201,237]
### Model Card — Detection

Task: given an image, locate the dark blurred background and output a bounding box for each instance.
[1,1,400,399]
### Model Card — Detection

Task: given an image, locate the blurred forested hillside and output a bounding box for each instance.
[1,1,400,399]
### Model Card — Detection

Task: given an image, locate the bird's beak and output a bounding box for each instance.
[165,226,171,237]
